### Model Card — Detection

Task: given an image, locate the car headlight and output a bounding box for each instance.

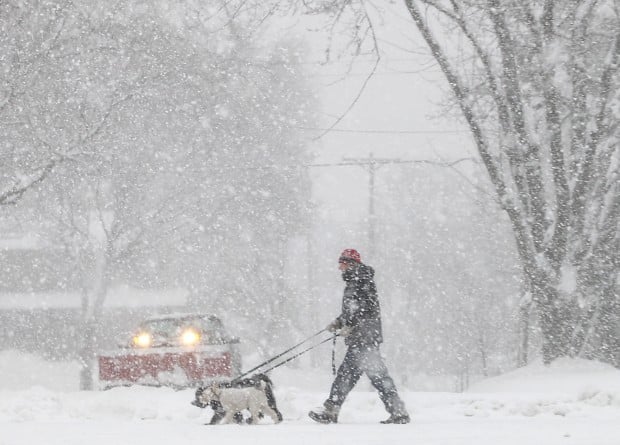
[132,332,152,348]
[180,328,201,346]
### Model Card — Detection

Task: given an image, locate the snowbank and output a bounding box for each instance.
[468,358,620,395]
[0,350,80,392]
[460,358,620,418]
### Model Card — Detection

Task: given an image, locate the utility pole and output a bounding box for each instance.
[342,153,401,259]
[308,155,472,261]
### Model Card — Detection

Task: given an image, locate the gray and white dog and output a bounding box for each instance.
[192,374,283,424]
[197,380,282,425]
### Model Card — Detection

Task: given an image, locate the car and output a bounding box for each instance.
[97,313,241,389]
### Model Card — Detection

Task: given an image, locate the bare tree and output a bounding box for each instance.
[4,0,316,388]
[0,1,83,204]
[405,0,620,365]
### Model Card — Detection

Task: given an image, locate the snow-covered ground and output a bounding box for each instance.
[1,351,619,445]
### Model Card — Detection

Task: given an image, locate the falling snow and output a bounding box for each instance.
[0,1,618,444]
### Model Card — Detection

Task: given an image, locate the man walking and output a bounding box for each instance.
[309,249,410,424]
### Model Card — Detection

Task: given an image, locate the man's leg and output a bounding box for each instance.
[326,346,363,407]
[361,347,409,423]
[309,346,362,423]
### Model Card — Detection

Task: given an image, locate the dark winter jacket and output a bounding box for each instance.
[336,262,383,347]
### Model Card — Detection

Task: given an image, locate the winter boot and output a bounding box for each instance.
[380,413,410,424]
[308,401,339,424]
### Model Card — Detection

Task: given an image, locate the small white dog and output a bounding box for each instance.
[200,381,281,424]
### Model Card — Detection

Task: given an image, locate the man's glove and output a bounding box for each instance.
[326,319,342,333]
[338,325,353,337]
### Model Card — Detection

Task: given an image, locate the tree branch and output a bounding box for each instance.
[404,0,544,283]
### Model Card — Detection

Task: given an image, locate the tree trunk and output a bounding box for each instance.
[478,333,488,377]
[78,247,110,390]
[517,300,531,367]
[79,319,97,390]
[534,291,574,364]
[585,286,620,367]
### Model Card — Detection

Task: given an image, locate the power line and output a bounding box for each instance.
[297,127,469,135]
[180,157,476,174]
[309,157,475,168]
[313,69,439,77]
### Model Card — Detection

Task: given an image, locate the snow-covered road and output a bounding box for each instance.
[1,352,619,445]
[2,388,618,445]
[3,416,617,445]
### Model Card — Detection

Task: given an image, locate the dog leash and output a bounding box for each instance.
[231,329,329,383]
[257,334,338,376]
[331,335,337,375]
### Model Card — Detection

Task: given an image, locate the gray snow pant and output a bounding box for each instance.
[326,344,408,416]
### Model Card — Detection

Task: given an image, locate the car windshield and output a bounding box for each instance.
[139,316,227,344]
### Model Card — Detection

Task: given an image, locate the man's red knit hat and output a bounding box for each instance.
[339,248,361,263]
